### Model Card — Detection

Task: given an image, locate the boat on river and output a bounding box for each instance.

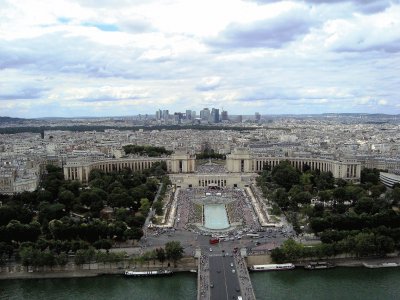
[304,262,335,270]
[363,262,399,269]
[249,263,295,271]
[124,269,173,277]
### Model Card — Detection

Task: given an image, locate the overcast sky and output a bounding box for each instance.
[1,0,400,117]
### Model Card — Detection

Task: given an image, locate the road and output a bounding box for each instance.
[209,255,241,300]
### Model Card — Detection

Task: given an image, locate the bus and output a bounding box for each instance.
[246,233,260,239]
[209,238,219,244]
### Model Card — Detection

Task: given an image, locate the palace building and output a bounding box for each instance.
[64,148,361,186]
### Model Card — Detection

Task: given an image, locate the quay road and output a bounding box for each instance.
[198,251,256,300]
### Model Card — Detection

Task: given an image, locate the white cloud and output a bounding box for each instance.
[0,0,399,117]
[378,99,388,105]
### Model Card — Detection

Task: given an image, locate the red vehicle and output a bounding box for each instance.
[209,238,219,244]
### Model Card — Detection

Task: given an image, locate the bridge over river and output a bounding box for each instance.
[197,250,256,300]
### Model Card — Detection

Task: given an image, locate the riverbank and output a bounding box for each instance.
[2,254,400,280]
[245,253,400,268]
[0,257,197,280]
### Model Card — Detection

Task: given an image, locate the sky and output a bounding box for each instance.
[0,0,400,118]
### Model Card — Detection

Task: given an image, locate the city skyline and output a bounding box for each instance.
[1,0,400,118]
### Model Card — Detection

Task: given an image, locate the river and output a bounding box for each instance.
[1,268,399,300]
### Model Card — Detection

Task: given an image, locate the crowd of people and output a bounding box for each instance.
[198,254,210,300]
[225,189,262,233]
[172,186,263,235]
[196,162,227,173]
[174,188,203,230]
[234,252,256,300]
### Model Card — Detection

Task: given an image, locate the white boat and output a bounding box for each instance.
[249,263,295,271]
[363,262,399,269]
[124,269,173,276]
[304,262,335,270]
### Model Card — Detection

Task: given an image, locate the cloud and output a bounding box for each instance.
[81,22,120,32]
[248,0,393,14]
[324,7,400,53]
[196,76,222,91]
[0,86,47,100]
[378,99,388,105]
[1,0,399,117]
[207,7,316,49]
[117,17,156,34]
[0,31,149,79]
[74,0,156,8]
[56,86,149,103]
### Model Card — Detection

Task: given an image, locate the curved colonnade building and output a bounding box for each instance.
[63,153,196,184]
[226,148,361,182]
[64,148,361,185]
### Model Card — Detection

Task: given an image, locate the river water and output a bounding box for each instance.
[1,268,399,300]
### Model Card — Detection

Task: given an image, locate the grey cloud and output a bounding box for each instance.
[334,39,400,53]
[195,79,221,91]
[0,87,47,100]
[79,95,143,102]
[0,32,150,79]
[74,0,148,7]
[248,0,394,14]
[207,9,315,49]
[236,87,356,103]
[118,18,156,34]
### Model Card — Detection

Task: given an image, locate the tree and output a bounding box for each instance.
[361,168,380,185]
[19,246,36,269]
[155,247,166,267]
[292,191,312,205]
[354,197,375,214]
[272,188,290,210]
[390,187,400,205]
[124,227,143,240]
[332,187,347,203]
[272,239,303,263]
[74,249,86,267]
[139,198,151,216]
[314,171,334,190]
[153,201,163,215]
[56,252,68,266]
[271,161,300,190]
[370,184,386,199]
[165,241,184,267]
[354,232,376,257]
[318,190,332,203]
[58,190,75,210]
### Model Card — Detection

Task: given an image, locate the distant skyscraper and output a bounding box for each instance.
[191,111,196,120]
[200,108,210,121]
[186,110,192,120]
[174,112,183,124]
[162,110,169,121]
[221,110,228,121]
[211,108,220,123]
[156,109,162,120]
[255,112,261,122]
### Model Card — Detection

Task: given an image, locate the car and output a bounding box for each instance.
[209,248,213,252]
[230,263,234,267]
[210,283,214,288]
[232,269,236,273]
